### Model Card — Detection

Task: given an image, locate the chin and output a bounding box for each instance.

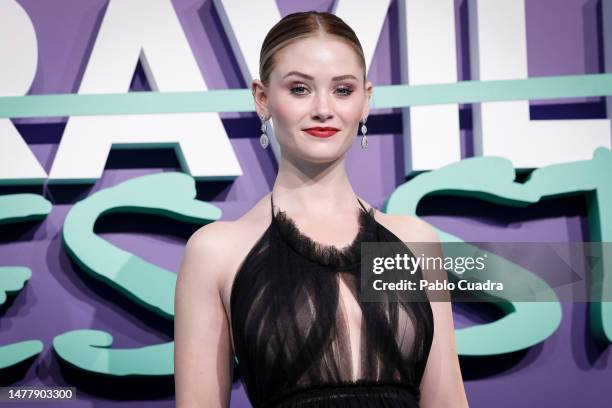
[281,134,354,163]
[296,145,350,164]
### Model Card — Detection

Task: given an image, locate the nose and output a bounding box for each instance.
[311,92,333,121]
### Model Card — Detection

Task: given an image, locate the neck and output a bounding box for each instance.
[272,153,358,217]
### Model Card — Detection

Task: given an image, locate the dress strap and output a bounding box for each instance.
[356,196,370,213]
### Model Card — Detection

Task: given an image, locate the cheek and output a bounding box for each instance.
[335,99,364,123]
[271,94,309,127]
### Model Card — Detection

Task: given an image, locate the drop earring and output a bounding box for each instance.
[360,117,368,150]
[259,115,269,149]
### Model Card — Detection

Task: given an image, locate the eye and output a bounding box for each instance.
[336,86,354,96]
[290,84,309,95]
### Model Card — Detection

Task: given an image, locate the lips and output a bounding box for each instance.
[303,127,340,138]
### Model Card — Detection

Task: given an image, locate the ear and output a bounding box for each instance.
[252,79,269,119]
[362,79,373,120]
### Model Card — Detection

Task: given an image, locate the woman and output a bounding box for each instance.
[175,11,468,408]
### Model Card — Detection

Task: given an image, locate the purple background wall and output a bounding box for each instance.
[1,0,610,407]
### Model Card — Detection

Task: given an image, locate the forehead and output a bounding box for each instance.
[271,35,363,81]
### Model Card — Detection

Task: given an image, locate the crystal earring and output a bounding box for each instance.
[360,117,368,150]
[259,115,269,149]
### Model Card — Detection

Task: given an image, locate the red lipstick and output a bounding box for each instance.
[303,127,340,138]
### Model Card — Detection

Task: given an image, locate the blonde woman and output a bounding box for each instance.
[175,11,468,408]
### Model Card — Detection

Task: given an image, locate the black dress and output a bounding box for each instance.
[230,194,434,407]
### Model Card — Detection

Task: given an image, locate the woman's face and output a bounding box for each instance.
[256,35,372,163]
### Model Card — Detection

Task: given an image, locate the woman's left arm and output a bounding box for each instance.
[394,215,469,408]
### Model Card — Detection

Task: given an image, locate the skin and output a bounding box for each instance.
[174,33,469,407]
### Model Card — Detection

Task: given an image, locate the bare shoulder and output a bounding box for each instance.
[194,195,274,311]
[183,195,272,294]
[381,213,439,243]
[181,219,237,293]
[358,198,439,243]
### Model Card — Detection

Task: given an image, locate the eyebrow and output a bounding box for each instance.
[282,70,358,81]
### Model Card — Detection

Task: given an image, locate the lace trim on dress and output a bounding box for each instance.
[272,204,377,270]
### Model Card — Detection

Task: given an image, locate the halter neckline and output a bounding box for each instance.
[269,192,376,270]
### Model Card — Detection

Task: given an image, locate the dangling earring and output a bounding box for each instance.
[360,117,368,150]
[259,114,269,149]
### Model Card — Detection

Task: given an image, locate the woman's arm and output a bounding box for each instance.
[419,268,469,406]
[174,223,234,408]
[391,215,469,407]
[419,226,469,408]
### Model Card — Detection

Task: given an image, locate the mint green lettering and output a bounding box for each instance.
[54,172,221,375]
[385,147,612,354]
[0,194,51,369]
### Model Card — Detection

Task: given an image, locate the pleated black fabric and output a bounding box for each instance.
[230,194,434,408]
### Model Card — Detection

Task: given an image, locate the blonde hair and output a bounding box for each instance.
[259,11,366,87]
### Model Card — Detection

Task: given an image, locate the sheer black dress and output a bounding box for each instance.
[230,194,434,407]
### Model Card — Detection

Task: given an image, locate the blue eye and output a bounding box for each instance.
[289,84,354,96]
[336,86,354,96]
[290,84,308,95]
